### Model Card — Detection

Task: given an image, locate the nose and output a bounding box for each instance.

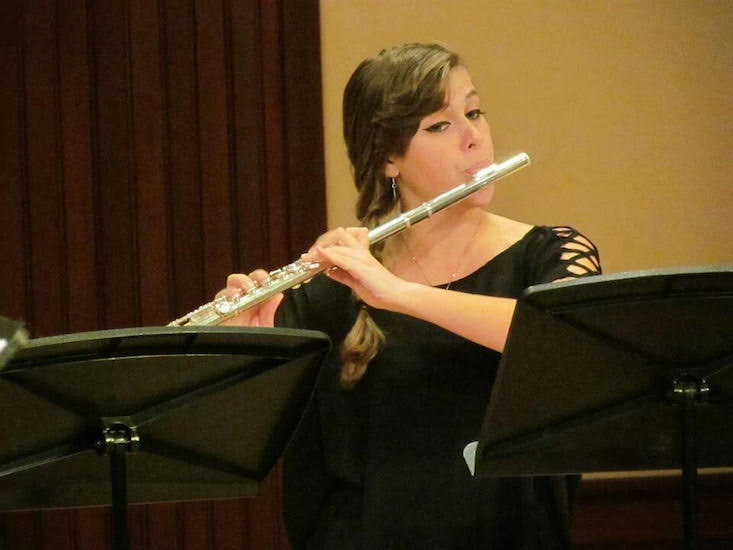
[460,119,483,151]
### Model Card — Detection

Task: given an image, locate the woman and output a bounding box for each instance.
[220,43,600,549]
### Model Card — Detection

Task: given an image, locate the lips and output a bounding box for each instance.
[464,160,494,177]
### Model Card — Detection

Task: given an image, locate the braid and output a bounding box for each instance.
[338,206,388,389]
[338,42,462,389]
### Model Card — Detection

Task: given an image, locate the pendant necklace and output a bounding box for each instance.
[400,213,484,290]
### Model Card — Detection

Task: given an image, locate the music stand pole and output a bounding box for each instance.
[96,420,139,550]
[674,376,706,550]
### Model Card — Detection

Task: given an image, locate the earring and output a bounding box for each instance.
[390,177,398,202]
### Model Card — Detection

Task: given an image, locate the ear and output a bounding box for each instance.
[384,159,399,179]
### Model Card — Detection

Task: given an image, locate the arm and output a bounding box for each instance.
[311,228,515,351]
[383,224,602,351]
[390,283,517,352]
[316,226,601,352]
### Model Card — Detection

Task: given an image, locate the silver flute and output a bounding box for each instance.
[168,152,530,327]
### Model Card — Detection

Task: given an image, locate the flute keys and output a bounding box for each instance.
[214,298,235,315]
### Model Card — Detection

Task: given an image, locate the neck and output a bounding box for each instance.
[384,206,489,285]
[402,205,484,250]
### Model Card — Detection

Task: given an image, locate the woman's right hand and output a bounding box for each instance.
[215,270,284,327]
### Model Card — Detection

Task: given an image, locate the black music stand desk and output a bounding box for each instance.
[468,266,733,549]
[0,326,330,550]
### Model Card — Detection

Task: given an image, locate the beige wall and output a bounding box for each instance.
[320,1,732,274]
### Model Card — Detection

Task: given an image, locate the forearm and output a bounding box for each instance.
[389,282,516,352]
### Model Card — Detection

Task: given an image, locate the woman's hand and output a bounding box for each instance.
[303,227,407,310]
[215,270,284,327]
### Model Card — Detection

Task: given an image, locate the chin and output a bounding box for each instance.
[465,184,495,207]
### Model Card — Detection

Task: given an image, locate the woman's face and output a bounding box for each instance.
[385,66,495,211]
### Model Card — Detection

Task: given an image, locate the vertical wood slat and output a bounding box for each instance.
[163,0,204,320]
[196,0,235,298]
[282,0,327,253]
[180,501,211,550]
[58,0,98,333]
[260,1,290,269]
[129,0,171,326]
[245,467,287,550]
[40,509,74,550]
[211,500,246,550]
[75,508,109,550]
[23,0,67,337]
[2,511,40,550]
[0,0,28,323]
[164,0,205,317]
[230,0,268,273]
[89,0,139,330]
[145,503,178,550]
[127,505,147,550]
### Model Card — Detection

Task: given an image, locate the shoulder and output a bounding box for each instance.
[489,213,534,242]
[486,214,534,256]
[525,225,602,283]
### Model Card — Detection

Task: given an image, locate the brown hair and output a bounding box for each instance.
[339,42,462,388]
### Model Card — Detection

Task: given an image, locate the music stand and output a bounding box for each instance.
[0,316,27,369]
[0,326,330,550]
[469,266,733,550]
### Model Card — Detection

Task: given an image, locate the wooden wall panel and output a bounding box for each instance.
[23,0,67,338]
[229,0,268,274]
[281,3,329,257]
[90,0,140,330]
[1,0,325,548]
[196,0,235,297]
[164,0,206,319]
[129,1,171,327]
[0,0,28,324]
[58,0,98,334]
[75,508,109,550]
[259,1,289,271]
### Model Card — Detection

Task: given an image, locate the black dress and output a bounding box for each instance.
[276,226,601,550]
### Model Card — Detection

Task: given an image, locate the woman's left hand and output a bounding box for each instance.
[302,227,407,310]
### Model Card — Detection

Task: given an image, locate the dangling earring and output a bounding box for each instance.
[390,177,398,202]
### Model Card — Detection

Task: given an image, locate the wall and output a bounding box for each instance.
[319,2,733,547]
[320,0,733,273]
[0,0,325,548]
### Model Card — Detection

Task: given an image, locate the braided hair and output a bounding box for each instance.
[339,43,462,388]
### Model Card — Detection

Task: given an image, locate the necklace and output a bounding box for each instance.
[399,213,483,290]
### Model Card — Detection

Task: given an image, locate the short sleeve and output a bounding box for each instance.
[530,226,602,284]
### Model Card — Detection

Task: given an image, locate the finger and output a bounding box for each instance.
[325,266,351,285]
[345,227,370,248]
[216,286,242,300]
[307,227,356,254]
[227,273,255,291]
[248,269,271,285]
[259,292,284,326]
[305,228,340,257]
[316,244,366,273]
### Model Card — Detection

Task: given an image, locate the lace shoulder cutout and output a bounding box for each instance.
[550,226,601,279]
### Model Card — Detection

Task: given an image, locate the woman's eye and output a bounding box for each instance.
[466,109,485,120]
[425,121,450,133]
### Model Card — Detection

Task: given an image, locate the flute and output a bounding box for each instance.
[168,152,530,327]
